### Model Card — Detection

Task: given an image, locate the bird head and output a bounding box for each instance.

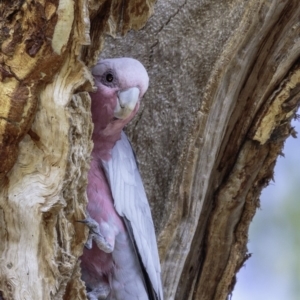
[90,58,149,135]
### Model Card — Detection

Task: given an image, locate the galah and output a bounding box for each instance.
[80,58,163,300]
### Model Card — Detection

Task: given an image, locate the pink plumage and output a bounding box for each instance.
[80,58,163,300]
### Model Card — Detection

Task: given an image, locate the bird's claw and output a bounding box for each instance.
[78,216,113,253]
[87,283,110,300]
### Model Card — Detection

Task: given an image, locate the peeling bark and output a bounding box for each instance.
[0,0,300,300]
[0,1,155,299]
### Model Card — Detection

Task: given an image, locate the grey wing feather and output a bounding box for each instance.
[102,131,163,300]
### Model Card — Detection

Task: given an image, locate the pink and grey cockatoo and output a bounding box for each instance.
[80,58,163,300]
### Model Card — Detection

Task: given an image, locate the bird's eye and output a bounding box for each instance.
[106,73,114,82]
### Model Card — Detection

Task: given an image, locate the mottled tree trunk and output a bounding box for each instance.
[0,1,299,300]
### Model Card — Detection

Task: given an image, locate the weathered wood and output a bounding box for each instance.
[100,0,300,299]
[1,0,300,300]
[0,1,155,299]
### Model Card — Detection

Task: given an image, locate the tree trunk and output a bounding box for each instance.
[0,0,299,300]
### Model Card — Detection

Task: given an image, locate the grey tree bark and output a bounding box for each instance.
[0,0,300,300]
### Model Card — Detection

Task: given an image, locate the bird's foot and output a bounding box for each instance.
[78,216,113,253]
[87,284,110,300]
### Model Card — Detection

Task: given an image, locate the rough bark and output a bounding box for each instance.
[0,0,300,300]
[101,1,300,299]
[0,1,155,299]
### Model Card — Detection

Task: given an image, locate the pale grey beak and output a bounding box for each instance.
[114,87,140,119]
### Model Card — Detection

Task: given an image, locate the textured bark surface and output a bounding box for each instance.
[101,1,300,299]
[0,0,300,300]
[0,1,155,300]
